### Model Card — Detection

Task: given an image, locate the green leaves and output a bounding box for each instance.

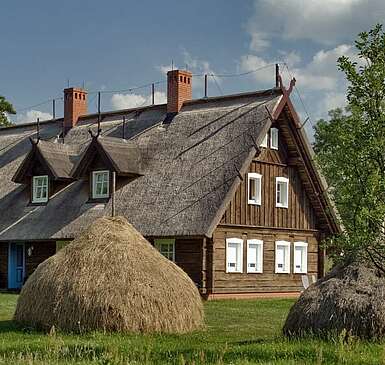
[314,24,385,268]
[0,95,15,127]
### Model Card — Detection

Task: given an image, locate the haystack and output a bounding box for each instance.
[283,262,385,339]
[14,216,204,333]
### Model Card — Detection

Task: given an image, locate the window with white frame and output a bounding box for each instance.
[92,170,110,199]
[294,242,308,273]
[226,238,243,273]
[270,127,279,150]
[276,177,289,208]
[248,173,262,205]
[32,175,49,203]
[260,133,268,148]
[247,239,263,273]
[155,239,175,261]
[275,241,290,273]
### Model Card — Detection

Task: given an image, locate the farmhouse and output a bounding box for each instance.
[0,69,340,298]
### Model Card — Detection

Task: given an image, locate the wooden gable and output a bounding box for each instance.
[219,119,318,231]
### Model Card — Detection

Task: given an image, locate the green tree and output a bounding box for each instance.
[0,95,15,127]
[314,24,385,269]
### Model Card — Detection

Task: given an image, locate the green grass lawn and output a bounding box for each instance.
[0,294,384,364]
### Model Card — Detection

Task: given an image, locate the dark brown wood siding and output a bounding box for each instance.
[25,241,56,281]
[211,226,319,294]
[220,132,317,230]
[0,243,8,289]
[148,237,205,292]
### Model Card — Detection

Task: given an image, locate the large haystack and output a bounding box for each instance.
[283,263,385,339]
[14,216,204,333]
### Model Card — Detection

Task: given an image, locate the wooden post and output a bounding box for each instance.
[151,83,155,105]
[97,91,101,136]
[204,74,208,98]
[36,118,40,140]
[111,171,116,217]
[52,99,56,120]
[275,64,280,88]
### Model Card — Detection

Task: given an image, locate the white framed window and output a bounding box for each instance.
[247,239,263,273]
[92,170,110,199]
[226,238,243,273]
[260,133,268,148]
[155,239,175,262]
[32,175,49,203]
[248,173,262,205]
[275,241,290,273]
[276,177,289,208]
[294,242,308,274]
[270,127,279,150]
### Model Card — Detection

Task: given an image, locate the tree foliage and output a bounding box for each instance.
[314,24,385,269]
[0,96,15,127]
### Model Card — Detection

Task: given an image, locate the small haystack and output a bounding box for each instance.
[14,216,204,333]
[283,262,385,339]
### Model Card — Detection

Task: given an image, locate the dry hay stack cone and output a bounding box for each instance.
[283,262,385,339]
[14,216,204,333]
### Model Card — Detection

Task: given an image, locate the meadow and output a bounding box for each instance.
[0,294,383,364]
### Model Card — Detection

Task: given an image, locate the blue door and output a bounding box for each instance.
[8,243,25,289]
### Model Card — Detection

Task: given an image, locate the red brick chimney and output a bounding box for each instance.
[167,70,192,113]
[63,87,87,132]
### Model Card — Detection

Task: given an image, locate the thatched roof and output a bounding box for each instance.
[0,88,339,240]
[283,263,385,339]
[71,136,142,178]
[12,139,80,183]
[14,216,204,333]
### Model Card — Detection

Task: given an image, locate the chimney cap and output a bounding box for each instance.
[64,87,88,94]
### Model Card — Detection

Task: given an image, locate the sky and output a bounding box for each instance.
[1,0,384,138]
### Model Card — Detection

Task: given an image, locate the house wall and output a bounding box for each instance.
[25,241,56,281]
[210,226,319,295]
[210,125,326,297]
[220,141,317,230]
[148,237,206,293]
[0,243,8,288]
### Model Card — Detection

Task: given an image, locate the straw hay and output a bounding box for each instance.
[283,262,385,339]
[14,216,204,333]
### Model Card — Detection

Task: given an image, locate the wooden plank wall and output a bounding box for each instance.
[25,242,56,281]
[148,237,204,292]
[0,243,8,289]
[212,227,319,294]
[220,137,317,230]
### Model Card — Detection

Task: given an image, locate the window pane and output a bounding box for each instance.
[249,179,256,200]
[294,247,302,270]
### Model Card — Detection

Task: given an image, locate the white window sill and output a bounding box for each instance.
[247,270,263,274]
[32,199,48,204]
[271,146,278,150]
[248,200,261,205]
[294,270,307,274]
[276,204,288,209]
[226,271,243,274]
[275,270,290,274]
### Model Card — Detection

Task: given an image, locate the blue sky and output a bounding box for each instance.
[1,0,385,137]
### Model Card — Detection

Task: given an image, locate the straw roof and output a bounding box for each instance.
[283,262,385,339]
[0,90,284,240]
[0,88,340,241]
[14,216,204,333]
[12,139,80,183]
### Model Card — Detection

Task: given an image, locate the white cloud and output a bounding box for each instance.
[16,110,53,124]
[247,0,385,45]
[249,32,270,52]
[111,91,167,110]
[241,44,358,92]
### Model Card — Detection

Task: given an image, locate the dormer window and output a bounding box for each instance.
[92,170,110,199]
[32,175,49,203]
